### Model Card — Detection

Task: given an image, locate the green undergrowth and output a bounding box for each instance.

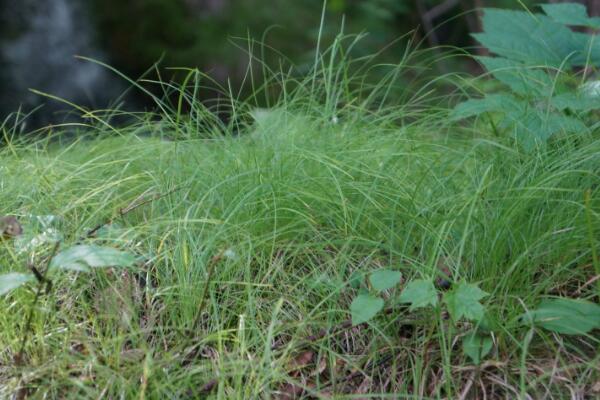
[1,105,598,397]
[1,3,600,396]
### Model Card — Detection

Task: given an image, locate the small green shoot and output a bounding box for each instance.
[350,268,401,325]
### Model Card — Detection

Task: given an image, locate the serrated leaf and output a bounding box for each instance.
[350,294,384,325]
[0,273,35,296]
[541,3,600,29]
[369,269,402,292]
[50,245,136,272]
[444,282,488,322]
[463,332,493,365]
[552,92,600,112]
[477,57,553,97]
[502,107,588,150]
[451,94,524,120]
[523,297,600,335]
[398,279,438,311]
[473,9,600,67]
[544,113,588,134]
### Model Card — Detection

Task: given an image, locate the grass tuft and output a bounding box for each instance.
[0,36,599,398]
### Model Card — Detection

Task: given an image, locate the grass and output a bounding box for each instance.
[0,41,599,399]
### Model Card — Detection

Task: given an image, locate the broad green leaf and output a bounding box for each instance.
[0,273,35,296]
[523,297,600,335]
[477,57,553,97]
[473,9,600,67]
[552,92,600,112]
[398,279,438,311]
[50,245,136,272]
[444,282,488,322]
[541,3,600,29]
[350,294,384,325]
[451,94,523,120]
[463,332,493,365]
[501,107,588,151]
[544,114,588,134]
[451,98,492,120]
[369,269,402,292]
[515,112,587,145]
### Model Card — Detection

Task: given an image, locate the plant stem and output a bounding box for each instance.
[190,249,225,331]
[16,242,60,366]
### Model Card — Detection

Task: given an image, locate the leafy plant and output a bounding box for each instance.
[0,220,137,364]
[369,269,402,292]
[350,294,385,325]
[444,282,488,322]
[350,269,401,325]
[398,279,488,323]
[538,3,600,30]
[398,279,438,311]
[452,3,600,150]
[0,245,136,295]
[350,270,496,364]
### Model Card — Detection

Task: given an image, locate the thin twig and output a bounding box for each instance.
[458,371,476,400]
[576,274,600,295]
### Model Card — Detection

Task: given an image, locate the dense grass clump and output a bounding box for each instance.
[1,105,598,397]
[1,31,599,399]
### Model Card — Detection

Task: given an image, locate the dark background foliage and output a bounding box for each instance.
[0,0,597,127]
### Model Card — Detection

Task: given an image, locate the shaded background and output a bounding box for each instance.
[0,0,597,129]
